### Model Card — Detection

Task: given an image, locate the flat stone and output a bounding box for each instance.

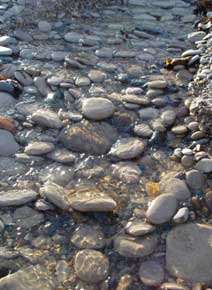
[38,21,51,32]
[134,123,153,138]
[81,97,115,120]
[75,76,90,87]
[111,162,141,183]
[161,283,189,290]
[171,125,188,135]
[0,46,12,55]
[14,206,44,228]
[166,223,212,283]
[125,220,155,236]
[0,189,38,206]
[0,92,15,109]
[195,158,212,173]
[160,177,191,201]
[173,207,189,223]
[139,108,159,120]
[0,157,26,178]
[186,169,205,190]
[139,260,164,286]
[0,130,19,156]
[146,194,178,224]
[109,138,145,160]
[147,80,167,90]
[59,120,117,155]
[31,109,62,129]
[71,225,105,249]
[188,31,206,42]
[114,234,157,258]
[24,142,55,155]
[64,32,83,43]
[122,94,150,105]
[0,36,13,46]
[88,70,106,83]
[74,249,109,283]
[47,148,76,164]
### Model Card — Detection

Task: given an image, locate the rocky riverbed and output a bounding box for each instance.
[0,0,211,289]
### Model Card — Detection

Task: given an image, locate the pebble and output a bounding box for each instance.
[75,76,91,87]
[147,80,167,89]
[195,158,212,173]
[188,31,206,42]
[111,162,141,183]
[0,129,19,156]
[31,109,63,129]
[160,177,191,201]
[74,249,109,283]
[181,155,194,167]
[14,206,44,228]
[88,70,106,83]
[38,20,51,32]
[134,123,153,138]
[81,97,115,120]
[171,125,188,135]
[109,138,145,160]
[0,46,12,55]
[182,148,193,155]
[0,92,15,109]
[172,207,189,223]
[161,283,189,290]
[0,189,38,206]
[186,169,205,190]
[64,32,83,43]
[125,220,155,236]
[24,141,55,155]
[139,260,164,286]
[146,194,178,224]
[47,148,76,164]
[161,110,176,126]
[139,108,159,120]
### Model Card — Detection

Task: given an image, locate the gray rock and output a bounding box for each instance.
[0,157,26,178]
[139,260,164,286]
[14,206,44,228]
[33,77,49,97]
[35,199,55,211]
[171,125,188,135]
[81,97,115,120]
[0,92,15,109]
[134,123,153,138]
[24,142,55,155]
[161,110,176,126]
[161,283,189,290]
[74,249,109,283]
[71,225,105,249]
[195,158,212,173]
[59,120,117,155]
[160,178,191,201]
[188,31,206,42]
[31,109,62,129]
[173,207,189,223]
[114,234,157,258]
[0,46,12,55]
[147,80,167,90]
[47,148,76,164]
[166,223,212,283]
[0,36,13,46]
[0,189,38,206]
[186,169,205,190]
[125,220,155,236]
[75,76,91,87]
[111,162,141,183]
[56,260,71,284]
[109,138,145,160]
[88,70,106,83]
[64,32,83,43]
[0,130,19,156]
[139,108,159,120]
[38,21,51,32]
[146,194,178,224]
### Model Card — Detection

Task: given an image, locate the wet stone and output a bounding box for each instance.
[139,260,164,286]
[111,162,141,183]
[160,177,191,201]
[195,158,212,173]
[161,283,189,290]
[125,220,155,236]
[109,138,145,160]
[147,80,167,90]
[71,225,105,249]
[24,141,55,155]
[0,130,19,156]
[139,108,159,120]
[75,76,91,87]
[0,92,15,109]
[134,123,153,138]
[181,155,194,168]
[161,110,176,126]
[171,125,188,135]
[0,189,38,206]
[0,46,12,55]
[186,169,205,190]
[31,109,63,129]
[0,157,26,178]
[74,249,109,283]
[38,21,51,32]
[47,148,76,164]
[88,70,106,83]
[146,194,178,224]
[114,234,157,258]
[14,206,44,228]
[173,207,189,224]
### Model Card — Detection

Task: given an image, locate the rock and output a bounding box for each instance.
[109,138,145,160]
[74,249,109,283]
[147,80,167,89]
[24,142,55,155]
[114,234,157,258]
[0,265,55,290]
[125,220,155,236]
[40,183,70,210]
[0,189,38,206]
[173,207,189,223]
[166,223,212,283]
[35,199,54,211]
[186,169,205,190]
[31,109,62,129]
[0,157,26,178]
[0,92,15,109]
[139,108,159,120]
[161,283,189,290]
[195,158,212,173]
[34,77,49,97]
[38,21,51,32]
[56,260,71,284]
[134,123,153,138]
[81,97,115,120]
[14,206,44,228]
[161,110,176,126]
[188,31,205,42]
[160,178,191,201]
[0,36,13,46]
[71,225,105,249]
[69,190,116,212]
[0,130,19,156]
[59,120,117,155]
[181,155,194,168]
[88,70,106,83]
[146,194,178,224]
[111,162,141,183]
[205,191,212,212]
[139,260,164,286]
[0,46,12,55]
[64,32,83,43]
[75,76,91,87]
[171,125,188,135]
[47,148,76,164]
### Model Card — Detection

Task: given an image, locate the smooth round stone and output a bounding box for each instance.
[75,76,91,87]
[205,191,212,212]
[64,32,83,43]
[191,131,205,140]
[139,108,159,120]
[160,177,191,201]
[0,36,13,46]
[74,249,109,283]
[122,94,150,105]
[176,70,193,84]
[111,162,141,183]
[0,189,38,206]
[47,148,76,164]
[0,129,19,156]
[0,46,12,55]
[150,119,166,132]
[0,92,15,109]
[35,199,54,211]
[173,207,189,223]
[195,158,212,173]
[114,234,157,258]
[186,169,205,190]
[71,225,105,249]
[146,194,178,224]
[81,97,115,120]
[182,148,193,155]
[69,191,117,212]
[0,157,26,178]
[134,123,153,138]
[166,223,212,283]
[161,110,176,126]
[171,125,188,135]
[95,48,113,58]
[38,21,51,32]
[147,80,167,90]
[24,142,55,155]
[125,220,155,236]
[188,121,199,131]
[146,89,163,98]
[181,155,194,168]
[31,109,62,129]
[88,70,106,83]
[126,87,143,95]
[109,138,145,160]
[188,31,206,42]
[139,260,164,286]
[14,206,44,229]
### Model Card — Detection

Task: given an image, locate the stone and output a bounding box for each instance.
[195,158,212,173]
[181,155,194,168]
[186,169,205,190]
[188,31,206,42]
[33,77,49,97]
[0,36,13,46]
[40,183,70,210]
[171,125,188,135]
[64,32,83,43]
[122,94,150,105]
[47,148,76,164]
[81,97,115,120]
[173,207,189,223]
[134,123,153,138]
[139,260,164,286]
[161,283,189,290]
[75,76,90,87]
[109,138,145,160]
[0,265,55,290]
[0,46,12,55]
[0,189,38,206]
[0,157,26,178]
[125,220,155,236]
[114,234,157,258]
[38,21,51,32]
[160,177,191,201]
[147,80,167,89]
[14,206,44,228]
[139,108,159,120]
[31,109,62,129]
[24,142,55,155]
[161,110,176,126]
[0,130,19,156]
[88,70,106,83]
[69,190,116,212]
[146,194,178,224]
[166,223,212,283]
[59,120,117,155]
[71,225,105,249]
[0,92,15,109]
[111,162,141,183]
[74,249,109,283]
